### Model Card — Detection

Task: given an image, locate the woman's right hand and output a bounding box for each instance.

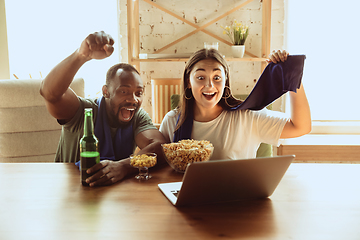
[78,31,115,61]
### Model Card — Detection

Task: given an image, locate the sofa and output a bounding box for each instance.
[0,78,84,162]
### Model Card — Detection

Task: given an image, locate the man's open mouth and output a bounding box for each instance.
[120,107,136,121]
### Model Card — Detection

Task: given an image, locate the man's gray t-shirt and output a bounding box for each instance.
[55,97,157,163]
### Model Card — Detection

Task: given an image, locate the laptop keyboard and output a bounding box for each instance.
[171,190,180,197]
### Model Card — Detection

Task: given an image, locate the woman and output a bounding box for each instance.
[159,49,311,160]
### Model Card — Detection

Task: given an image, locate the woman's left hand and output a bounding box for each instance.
[266,50,289,63]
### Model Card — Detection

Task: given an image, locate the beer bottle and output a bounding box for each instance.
[80,108,100,186]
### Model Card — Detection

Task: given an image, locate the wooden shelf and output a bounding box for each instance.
[127,0,272,71]
[131,55,268,63]
[131,57,267,63]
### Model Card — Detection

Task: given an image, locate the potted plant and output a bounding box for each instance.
[222,20,249,58]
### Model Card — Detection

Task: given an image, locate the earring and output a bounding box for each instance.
[224,97,238,108]
[222,86,231,99]
[184,87,193,100]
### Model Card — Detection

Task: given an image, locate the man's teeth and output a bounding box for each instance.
[121,107,135,121]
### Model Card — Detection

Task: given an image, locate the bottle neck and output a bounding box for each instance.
[83,109,95,137]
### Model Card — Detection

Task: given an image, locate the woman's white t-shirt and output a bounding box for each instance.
[159,108,288,160]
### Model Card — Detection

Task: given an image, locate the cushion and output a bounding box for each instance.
[0,78,85,162]
[170,93,273,157]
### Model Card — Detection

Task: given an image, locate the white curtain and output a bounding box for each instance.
[5,0,119,97]
[286,0,360,121]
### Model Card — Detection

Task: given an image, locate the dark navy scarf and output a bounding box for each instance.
[173,54,306,142]
[94,96,134,161]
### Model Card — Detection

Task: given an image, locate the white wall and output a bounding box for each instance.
[119,0,285,115]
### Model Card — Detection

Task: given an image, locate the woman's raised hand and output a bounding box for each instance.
[266,49,289,64]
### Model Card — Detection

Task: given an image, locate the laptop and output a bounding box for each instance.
[158,155,295,207]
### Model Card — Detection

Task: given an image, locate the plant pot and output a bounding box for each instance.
[231,45,245,58]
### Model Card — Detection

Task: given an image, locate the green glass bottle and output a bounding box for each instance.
[80,108,100,186]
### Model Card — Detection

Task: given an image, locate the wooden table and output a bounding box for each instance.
[278,135,360,163]
[0,162,360,240]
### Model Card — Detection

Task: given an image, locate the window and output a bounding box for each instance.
[5,0,119,97]
[286,0,360,123]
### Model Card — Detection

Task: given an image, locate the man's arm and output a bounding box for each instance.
[134,129,167,165]
[40,31,114,122]
[84,129,167,187]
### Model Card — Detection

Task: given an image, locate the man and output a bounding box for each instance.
[40,31,166,187]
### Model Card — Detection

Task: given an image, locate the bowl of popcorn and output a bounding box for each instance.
[130,153,157,180]
[161,140,214,173]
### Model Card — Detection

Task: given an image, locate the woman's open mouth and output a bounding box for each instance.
[202,92,217,100]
